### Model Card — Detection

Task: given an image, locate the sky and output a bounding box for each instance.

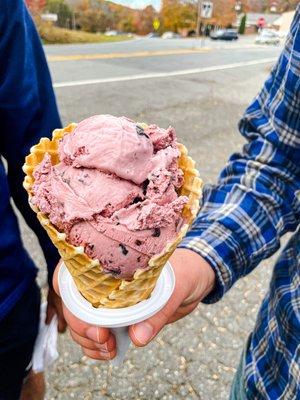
[110,0,161,10]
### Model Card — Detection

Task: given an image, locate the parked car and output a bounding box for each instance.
[210,29,239,41]
[255,29,280,45]
[162,31,181,39]
[105,30,118,36]
[147,32,160,38]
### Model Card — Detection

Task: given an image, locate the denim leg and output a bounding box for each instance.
[229,344,248,400]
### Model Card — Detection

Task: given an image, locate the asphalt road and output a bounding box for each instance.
[20,36,284,399]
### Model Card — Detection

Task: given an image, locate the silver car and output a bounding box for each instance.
[255,29,280,45]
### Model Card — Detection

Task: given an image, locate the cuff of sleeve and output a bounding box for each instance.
[178,221,247,304]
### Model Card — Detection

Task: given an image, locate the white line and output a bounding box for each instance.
[53,58,276,88]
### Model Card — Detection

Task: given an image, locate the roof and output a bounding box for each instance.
[236,12,281,27]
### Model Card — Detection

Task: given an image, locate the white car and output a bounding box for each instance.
[162,31,180,39]
[255,30,280,45]
[105,30,118,37]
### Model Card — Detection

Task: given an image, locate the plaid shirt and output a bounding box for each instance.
[180,9,300,400]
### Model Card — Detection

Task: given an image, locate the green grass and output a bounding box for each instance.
[38,23,132,44]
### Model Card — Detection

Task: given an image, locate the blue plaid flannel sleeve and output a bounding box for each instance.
[179,9,300,303]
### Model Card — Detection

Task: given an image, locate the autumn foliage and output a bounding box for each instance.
[25,0,46,12]
[26,0,298,37]
[161,0,197,33]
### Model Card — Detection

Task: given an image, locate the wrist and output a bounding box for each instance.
[170,248,216,304]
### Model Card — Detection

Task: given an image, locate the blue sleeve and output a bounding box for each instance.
[179,8,300,303]
[0,0,62,287]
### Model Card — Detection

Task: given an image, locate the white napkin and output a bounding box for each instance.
[32,303,59,373]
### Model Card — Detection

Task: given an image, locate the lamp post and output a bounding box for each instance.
[270,1,278,13]
[235,1,242,13]
[235,1,242,30]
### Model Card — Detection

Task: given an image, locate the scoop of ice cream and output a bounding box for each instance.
[59,115,180,185]
[32,115,188,279]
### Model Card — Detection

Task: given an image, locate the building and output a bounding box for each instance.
[236,12,281,34]
[273,10,295,34]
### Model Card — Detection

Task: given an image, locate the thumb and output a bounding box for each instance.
[128,290,183,347]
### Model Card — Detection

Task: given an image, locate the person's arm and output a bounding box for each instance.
[128,9,300,346]
[0,1,66,330]
[0,0,61,288]
[54,13,300,353]
[181,13,300,304]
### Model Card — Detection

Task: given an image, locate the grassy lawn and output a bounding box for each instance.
[39,23,132,44]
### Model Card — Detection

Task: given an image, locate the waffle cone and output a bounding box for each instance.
[23,123,203,308]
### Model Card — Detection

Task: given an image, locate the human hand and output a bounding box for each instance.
[129,248,216,346]
[46,286,67,333]
[52,261,116,360]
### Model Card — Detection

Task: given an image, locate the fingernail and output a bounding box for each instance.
[132,322,154,345]
[100,351,115,360]
[86,327,99,342]
[96,342,108,352]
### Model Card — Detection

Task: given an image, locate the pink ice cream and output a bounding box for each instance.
[32,115,188,278]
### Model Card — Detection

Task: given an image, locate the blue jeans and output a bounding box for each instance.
[0,281,40,400]
[230,338,250,400]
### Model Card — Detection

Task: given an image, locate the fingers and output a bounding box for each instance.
[70,329,117,360]
[129,288,183,347]
[83,347,117,361]
[69,329,116,352]
[62,305,110,344]
[128,250,206,347]
[52,260,114,360]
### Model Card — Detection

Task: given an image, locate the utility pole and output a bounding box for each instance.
[196,0,202,37]
[197,1,214,47]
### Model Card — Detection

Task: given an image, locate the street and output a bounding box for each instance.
[20,36,283,399]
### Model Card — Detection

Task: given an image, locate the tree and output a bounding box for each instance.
[138,5,158,35]
[246,0,264,12]
[77,9,110,32]
[211,0,236,27]
[277,0,299,12]
[75,0,114,32]
[118,14,135,32]
[46,0,72,28]
[238,13,247,34]
[25,0,46,13]
[161,0,197,33]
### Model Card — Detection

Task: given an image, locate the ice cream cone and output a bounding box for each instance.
[23,123,203,308]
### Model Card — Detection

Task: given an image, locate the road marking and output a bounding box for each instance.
[216,44,281,50]
[47,48,210,62]
[53,57,277,88]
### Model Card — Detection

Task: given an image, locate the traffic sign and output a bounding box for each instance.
[257,17,266,28]
[153,18,160,31]
[201,1,213,19]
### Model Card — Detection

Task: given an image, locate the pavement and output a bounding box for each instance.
[19,36,284,399]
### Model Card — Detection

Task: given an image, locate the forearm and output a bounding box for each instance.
[179,11,300,301]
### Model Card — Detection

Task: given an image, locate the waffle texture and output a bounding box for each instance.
[23,123,203,308]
